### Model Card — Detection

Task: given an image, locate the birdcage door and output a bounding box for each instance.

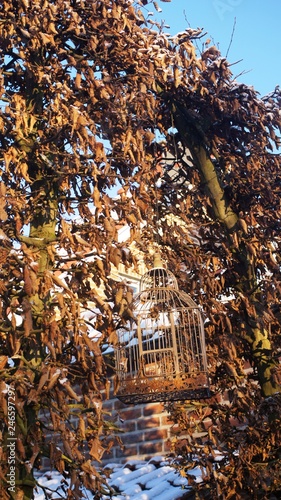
[137,308,181,379]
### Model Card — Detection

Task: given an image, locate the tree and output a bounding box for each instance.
[154,53,281,500]
[0,0,280,499]
[0,0,156,497]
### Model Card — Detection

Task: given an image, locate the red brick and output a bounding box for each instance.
[119,420,136,432]
[115,445,138,458]
[121,431,144,445]
[114,399,131,410]
[137,416,160,430]
[138,441,163,456]
[118,407,142,420]
[144,428,168,441]
[164,441,172,453]
[102,400,114,411]
[143,403,165,416]
[102,448,115,459]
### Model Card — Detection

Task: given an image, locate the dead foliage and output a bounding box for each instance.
[0,0,280,498]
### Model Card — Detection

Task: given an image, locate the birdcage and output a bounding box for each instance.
[114,256,210,404]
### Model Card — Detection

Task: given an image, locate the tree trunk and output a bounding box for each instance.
[15,179,58,499]
[172,106,281,397]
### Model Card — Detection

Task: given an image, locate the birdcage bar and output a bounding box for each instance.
[114,258,210,404]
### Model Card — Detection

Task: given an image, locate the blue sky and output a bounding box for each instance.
[151,0,281,97]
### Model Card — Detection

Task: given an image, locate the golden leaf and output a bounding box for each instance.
[104,217,116,236]
[126,213,138,224]
[114,285,124,306]
[75,73,81,88]
[40,32,55,45]
[239,218,248,234]
[47,369,61,390]
[77,416,86,440]
[88,371,99,391]
[89,437,102,462]
[23,265,37,296]
[108,328,118,345]
[48,21,58,35]
[3,151,14,171]
[16,438,26,459]
[173,66,181,88]
[104,379,111,400]
[0,356,8,370]
[92,184,102,209]
[19,162,32,182]
[109,246,122,268]
[37,368,50,392]
[0,181,6,198]
[61,381,81,401]
[113,374,120,395]
[225,315,232,334]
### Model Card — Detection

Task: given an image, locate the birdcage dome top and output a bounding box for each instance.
[140,264,179,292]
[139,253,177,291]
[138,254,199,310]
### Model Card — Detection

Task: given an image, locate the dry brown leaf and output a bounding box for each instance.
[60,380,81,401]
[47,368,61,390]
[104,379,111,400]
[77,416,86,440]
[0,356,8,370]
[37,368,50,392]
[92,184,102,209]
[89,437,103,462]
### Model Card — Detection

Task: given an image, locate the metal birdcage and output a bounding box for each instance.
[115,255,210,404]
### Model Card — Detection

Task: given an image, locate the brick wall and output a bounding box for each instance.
[39,386,174,471]
[40,397,174,470]
[102,395,173,464]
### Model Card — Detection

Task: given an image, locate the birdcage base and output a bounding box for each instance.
[117,386,211,405]
[115,373,211,405]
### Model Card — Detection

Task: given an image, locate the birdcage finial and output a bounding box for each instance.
[153,253,164,269]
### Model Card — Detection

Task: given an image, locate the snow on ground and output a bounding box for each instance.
[34,457,202,499]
